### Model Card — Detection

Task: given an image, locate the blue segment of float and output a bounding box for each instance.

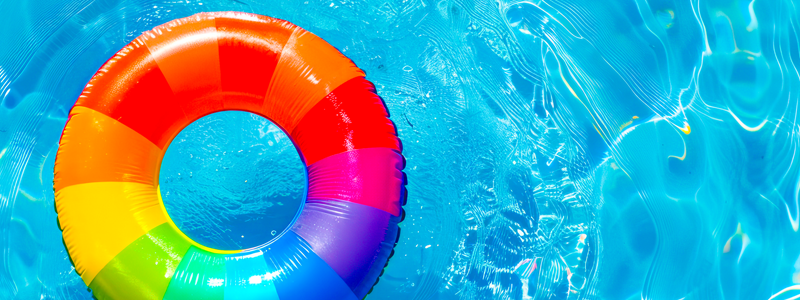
[264,231,357,300]
[224,250,279,300]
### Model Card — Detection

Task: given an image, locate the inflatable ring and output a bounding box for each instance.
[54,12,404,300]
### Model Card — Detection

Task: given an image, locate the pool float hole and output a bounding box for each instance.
[158,110,306,251]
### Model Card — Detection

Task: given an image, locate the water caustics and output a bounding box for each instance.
[1,0,800,299]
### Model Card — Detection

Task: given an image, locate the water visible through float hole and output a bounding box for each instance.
[159,110,306,250]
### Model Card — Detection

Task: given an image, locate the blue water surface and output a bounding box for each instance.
[160,111,306,251]
[1,0,800,299]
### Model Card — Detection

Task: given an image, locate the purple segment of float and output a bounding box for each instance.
[351,213,399,297]
[307,147,404,216]
[290,199,398,296]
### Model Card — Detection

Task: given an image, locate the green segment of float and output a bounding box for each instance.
[89,223,192,300]
[163,247,227,299]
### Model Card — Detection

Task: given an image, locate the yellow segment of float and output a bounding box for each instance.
[55,182,167,285]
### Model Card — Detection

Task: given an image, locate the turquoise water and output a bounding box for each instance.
[160,111,306,251]
[1,0,800,299]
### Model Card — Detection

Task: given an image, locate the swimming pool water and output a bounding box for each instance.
[1,0,799,299]
[160,111,306,251]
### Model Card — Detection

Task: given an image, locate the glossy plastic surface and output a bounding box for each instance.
[53,11,403,300]
[292,77,402,166]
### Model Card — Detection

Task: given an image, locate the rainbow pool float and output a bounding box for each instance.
[53,12,405,300]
